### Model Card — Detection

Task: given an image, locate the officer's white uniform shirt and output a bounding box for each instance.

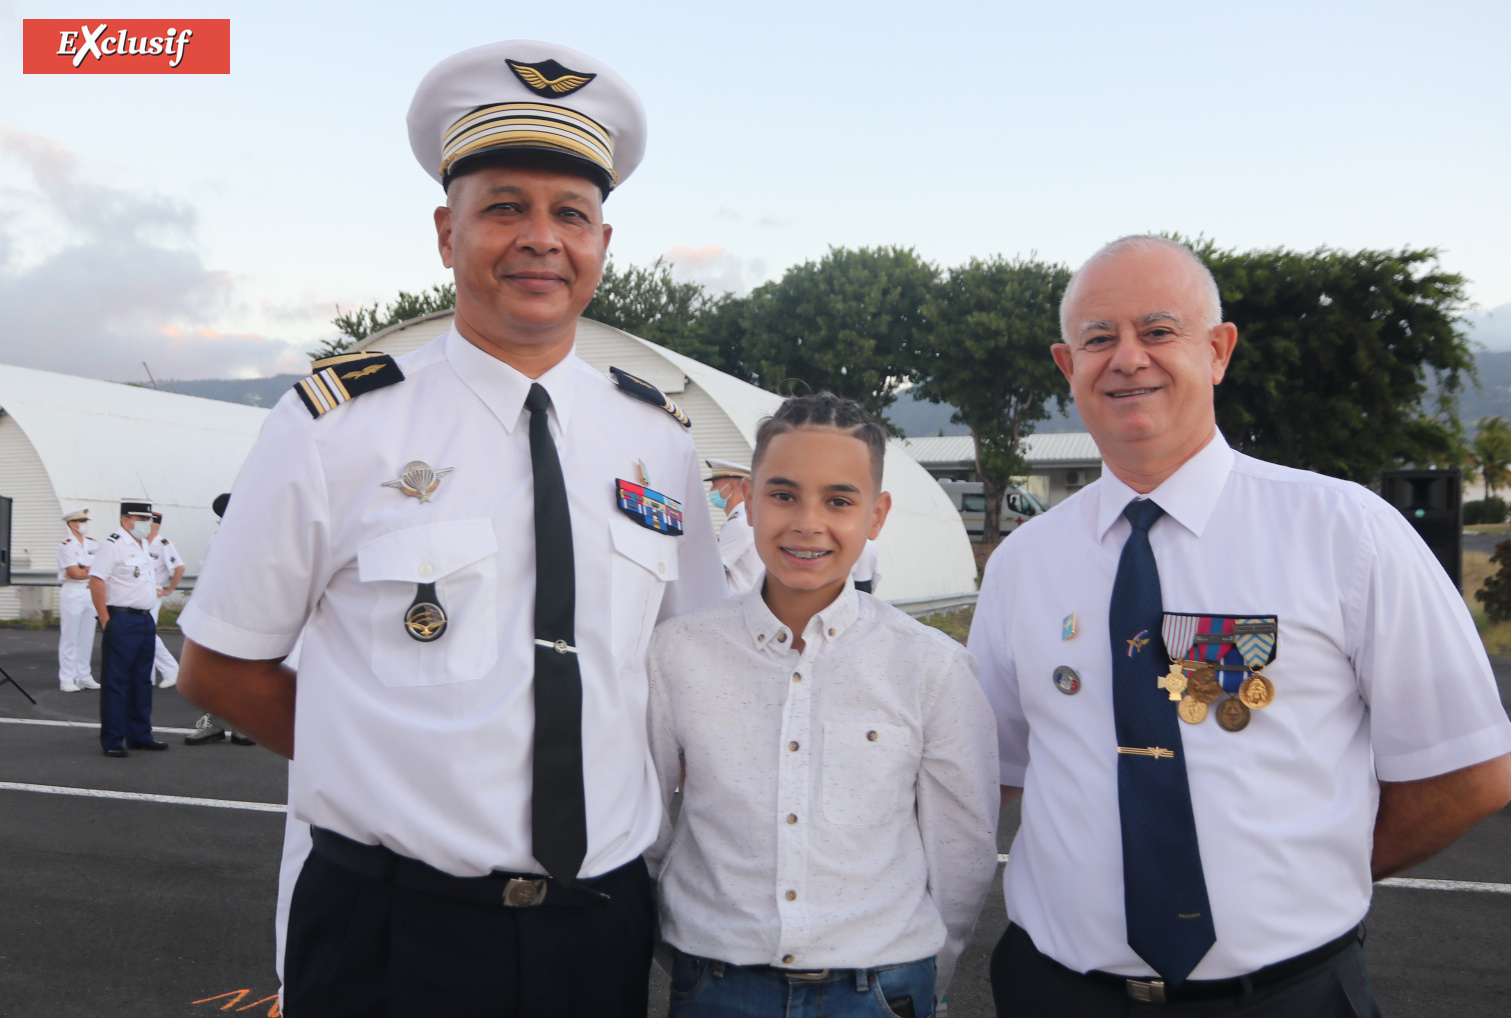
[850,538,882,592]
[181,329,726,880]
[971,431,1511,980]
[89,530,158,610]
[57,534,97,587]
[717,503,762,595]
[150,535,184,589]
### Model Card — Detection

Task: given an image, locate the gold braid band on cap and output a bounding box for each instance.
[440,102,616,184]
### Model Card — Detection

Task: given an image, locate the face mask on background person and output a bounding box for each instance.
[708,488,728,511]
[130,519,152,540]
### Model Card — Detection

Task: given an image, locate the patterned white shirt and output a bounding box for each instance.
[646,583,999,991]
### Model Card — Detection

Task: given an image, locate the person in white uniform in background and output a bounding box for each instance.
[185,494,255,747]
[56,507,101,692]
[707,459,762,595]
[849,537,882,595]
[147,511,184,689]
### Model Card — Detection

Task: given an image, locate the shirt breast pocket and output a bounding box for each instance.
[609,515,679,667]
[356,519,499,687]
[822,721,918,826]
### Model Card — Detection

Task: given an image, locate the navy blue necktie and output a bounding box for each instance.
[1110,498,1215,985]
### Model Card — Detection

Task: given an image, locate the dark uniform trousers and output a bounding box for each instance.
[991,924,1383,1018]
[99,611,156,750]
[284,831,657,1018]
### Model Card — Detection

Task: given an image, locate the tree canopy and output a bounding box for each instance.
[1199,242,1474,482]
[919,256,1071,543]
[314,284,456,360]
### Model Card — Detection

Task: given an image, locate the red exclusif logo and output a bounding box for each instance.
[22,20,230,74]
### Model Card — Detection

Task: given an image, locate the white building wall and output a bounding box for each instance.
[0,412,63,618]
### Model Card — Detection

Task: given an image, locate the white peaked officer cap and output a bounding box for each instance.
[407,40,647,195]
[62,507,89,523]
[705,458,752,481]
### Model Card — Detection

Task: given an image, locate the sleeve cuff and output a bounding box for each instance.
[1001,761,1027,787]
[1374,722,1511,783]
[179,601,300,661]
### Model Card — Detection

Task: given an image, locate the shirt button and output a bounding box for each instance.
[828,628,836,637]
[786,813,798,824]
[657,562,666,574]
[777,632,788,643]
[783,955,795,964]
[417,562,434,578]
[785,890,796,901]
[792,672,802,683]
[788,741,799,751]
[867,730,878,741]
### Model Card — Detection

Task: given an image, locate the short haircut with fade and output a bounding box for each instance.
[751,392,887,492]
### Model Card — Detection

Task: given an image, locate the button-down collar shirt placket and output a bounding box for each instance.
[970,431,1511,980]
[717,505,762,595]
[179,329,726,880]
[646,584,999,992]
[58,535,96,587]
[90,532,157,609]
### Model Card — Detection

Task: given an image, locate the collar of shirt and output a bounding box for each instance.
[739,581,861,652]
[1094,430,1235,541]
[444,328,579,436]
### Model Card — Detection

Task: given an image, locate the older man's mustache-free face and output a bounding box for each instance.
[435,164,612,342]
[1053,248,1235,453]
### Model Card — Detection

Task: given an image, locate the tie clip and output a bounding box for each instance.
[1117,746,1175,759]
[535,638,578,655]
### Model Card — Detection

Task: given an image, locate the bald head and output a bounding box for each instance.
[1060,236,1221,343]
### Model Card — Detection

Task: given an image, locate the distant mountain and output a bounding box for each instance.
[1457,351,1511,427]
[149,375,302,408]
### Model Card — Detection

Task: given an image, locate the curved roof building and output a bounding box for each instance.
[351,312,978,609]
[0,364,269,617]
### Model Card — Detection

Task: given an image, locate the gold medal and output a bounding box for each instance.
[1184,664,1223,704]
[1157,661,1188,701]
[1215,696,1251,732]
[1238,673,1275,709]
[1177,696,1209,725]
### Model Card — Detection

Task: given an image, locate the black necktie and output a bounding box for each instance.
[1110,498,1215,985]
[525,383,586,886]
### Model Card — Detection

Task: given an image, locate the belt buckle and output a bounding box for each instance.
[502,877,548,907]
[1126,979,1167,1004]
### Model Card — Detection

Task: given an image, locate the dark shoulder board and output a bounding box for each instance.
[294,352,405,419]
[609,366,691,428]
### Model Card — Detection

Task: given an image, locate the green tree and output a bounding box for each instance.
[918,257,1072,545]
[1473,416,1511,499]
[739,247,939,420]
[585,257,726,358]
[314,284,456,359]
[1196,241,1474,481]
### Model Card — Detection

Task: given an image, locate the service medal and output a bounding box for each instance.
[615,479,685,536]
[1215,696,1251,732]
[1053,665,1082,695]
[1177,696,1210,725]
[1157,661,1188,701]
[1238,673,1275,709]
[1183,662,1223,703]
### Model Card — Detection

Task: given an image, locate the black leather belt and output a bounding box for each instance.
[1084,924,1363,1004]
[107,606,152,616]
[309,827,612,909]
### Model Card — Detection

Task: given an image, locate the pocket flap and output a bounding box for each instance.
[357,519,498,584]
[610,515,679,582]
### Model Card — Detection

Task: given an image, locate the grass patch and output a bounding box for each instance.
[922,607,974,646]
[1464,524,1511,536]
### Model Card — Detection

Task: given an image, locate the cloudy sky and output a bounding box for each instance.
[2,0,1509,382]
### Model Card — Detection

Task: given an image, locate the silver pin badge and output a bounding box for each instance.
[1053,665,1082,695]
[382,460,454,504]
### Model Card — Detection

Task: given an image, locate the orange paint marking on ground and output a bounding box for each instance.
[192,989,279,1015]
[193,990,250,1010]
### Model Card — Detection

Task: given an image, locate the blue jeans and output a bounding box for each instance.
[668,950,935,1018]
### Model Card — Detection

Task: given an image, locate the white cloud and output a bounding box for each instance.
[663,244,768,296]
[0,128,308,381]
[1466,303,1511,353]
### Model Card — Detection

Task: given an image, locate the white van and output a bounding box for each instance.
[938,479,1047,541]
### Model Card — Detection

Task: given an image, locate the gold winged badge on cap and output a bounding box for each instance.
[506,58,597,97]
[383,461,455,504]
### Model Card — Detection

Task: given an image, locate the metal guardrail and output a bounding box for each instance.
[4,568,198,590]
[890,592,979,617]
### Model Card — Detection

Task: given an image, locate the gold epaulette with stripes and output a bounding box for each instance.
[295,353,405,418]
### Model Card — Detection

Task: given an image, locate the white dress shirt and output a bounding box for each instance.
[149,535,184,589]
[717,503,762,595]
[57,534,97,588]
[971,431,1511,980]
[181,329,726,880]
[89,530,158,610]
[646,583,999,992]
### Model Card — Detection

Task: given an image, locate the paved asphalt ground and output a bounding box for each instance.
[1,627,1508,1018]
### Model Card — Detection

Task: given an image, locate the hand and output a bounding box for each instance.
[157,588,170,597]
[99,613,110,629]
